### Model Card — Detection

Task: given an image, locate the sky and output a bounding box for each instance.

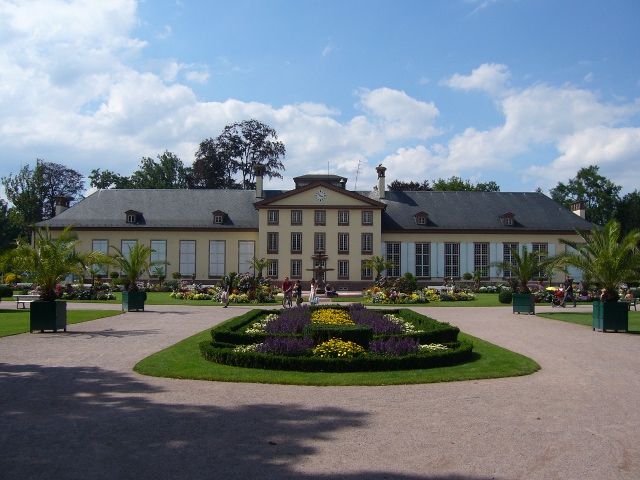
[1,0,639,204]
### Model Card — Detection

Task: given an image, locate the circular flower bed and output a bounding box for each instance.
[199,304,474,372]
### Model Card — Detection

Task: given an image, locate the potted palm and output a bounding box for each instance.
[492,246,546,315]
[10,225,110,332]
[552,220,640,332]
[111,242,159,312]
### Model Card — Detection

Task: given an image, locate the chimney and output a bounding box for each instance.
[376,164,387,199]
[253,164,266,198]
[571,200,586,219]
[54,196,72,216]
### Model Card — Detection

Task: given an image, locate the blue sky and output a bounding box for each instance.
[1,0,639,202]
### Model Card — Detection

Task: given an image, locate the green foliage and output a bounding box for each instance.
[498,290,513,304]
[491,246,547,294]
[387,176,500,192]
[10,225,110,301]
[550,165,621,226]
[362,255,395,279]
[551,219,640,302]
[462,272,473,280]
[110,242,160,292]
[0,284,13,297]
[615,189,640,238]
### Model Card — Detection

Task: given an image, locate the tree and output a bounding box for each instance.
[0,199,26,253]
[491,246,547,294]
[247,256,271,279]
[215,119,286,189]
[550,219,640,302]
[129,151,189,189]
[88,169,134,189]
[550,165,621,226]
[361,255,396,280]
[388,180,431,191]
[2,160,84,222]
[387,176,500,192]
[110,242,160,292]
[615,190,640,238]
[10,225,110,301]
[189,138,241,189]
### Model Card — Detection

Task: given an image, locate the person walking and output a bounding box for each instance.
[221,276,231,308]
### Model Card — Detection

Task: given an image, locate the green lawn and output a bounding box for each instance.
[537,309,640,332]
[134,329,540,386]
[0,309,123,337]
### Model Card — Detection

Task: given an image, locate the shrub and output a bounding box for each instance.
[369,337,420,356]
[0,284,13,298]
[498,290,513,304]
[462,272,473,280]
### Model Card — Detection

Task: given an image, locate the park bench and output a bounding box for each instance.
[13,294,41,309]
[620,297,637,311]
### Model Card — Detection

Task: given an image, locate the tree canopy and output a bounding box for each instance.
[550,165,621,226]
[388,176,500,192]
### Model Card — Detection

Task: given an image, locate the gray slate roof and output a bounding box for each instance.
[40,189,269,229]
[363,190,594,232]
[39,187,593,233]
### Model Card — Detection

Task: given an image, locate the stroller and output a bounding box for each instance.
[551,289,564,308]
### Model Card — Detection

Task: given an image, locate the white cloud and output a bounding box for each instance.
[443,63,512,96]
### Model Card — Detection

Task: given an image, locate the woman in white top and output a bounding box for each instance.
[309,278,316,304]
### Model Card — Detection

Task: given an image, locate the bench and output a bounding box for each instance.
[620,298,637,311]
[13,294,41,309]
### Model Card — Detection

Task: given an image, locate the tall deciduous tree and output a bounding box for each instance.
[388,176,500,192]
[550,165,621,226]
[216,119,286,189]
[130,151,189,189]
[88,169,134,189]
[615,190,640,238]
[189,138,241,189]
[388,180,431,191]
[2,159,84,222]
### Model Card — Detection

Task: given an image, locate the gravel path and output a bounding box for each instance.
[1,302,639,479]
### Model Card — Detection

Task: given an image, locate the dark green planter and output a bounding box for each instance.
[592,301,628,332]
[513,293,535,315]
[122,291,147,312]
[30,301,67,333]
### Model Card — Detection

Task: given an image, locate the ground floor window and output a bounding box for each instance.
[180,240,196,276]
[503,243,518,278]
[209,240,225,277]
[415,242,430,277]
[338,260,349,279]
[444,243,460,279]
[474,242,489,278]
[385,242,400,277]
[267,260,278,278]
[92,239,108,276]
[150,240,167,276]
[291,259,302,278]
[361,260,372,280]
[532,243,548,278]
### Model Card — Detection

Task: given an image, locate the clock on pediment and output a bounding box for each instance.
[315,189,327,202]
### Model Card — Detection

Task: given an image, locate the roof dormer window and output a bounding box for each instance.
[213,210,227,225]
[500,212,515,227]
[125,210,141,224]
[414,211,428,226]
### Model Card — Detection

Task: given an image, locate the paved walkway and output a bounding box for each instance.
[1,302,639,479]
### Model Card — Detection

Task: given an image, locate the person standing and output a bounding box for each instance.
[294,280,302,306]
[309,278,317,304]
[221,276,231,308]
[561,275,576,307]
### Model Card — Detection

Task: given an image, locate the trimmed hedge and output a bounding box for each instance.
[0,284,13,298]
[200,308,474,372]
[199,339,473,372]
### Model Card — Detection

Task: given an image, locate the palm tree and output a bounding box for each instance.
[361,255,396,280]
[550,219,640,302]
[110,242,160,292]
[11,225,110,301]
[491,246,547,294]
[247,256,271,279]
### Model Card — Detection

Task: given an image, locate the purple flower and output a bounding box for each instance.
[265,306,312,334]
[349,305,405,335]
[369,337,420,357]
